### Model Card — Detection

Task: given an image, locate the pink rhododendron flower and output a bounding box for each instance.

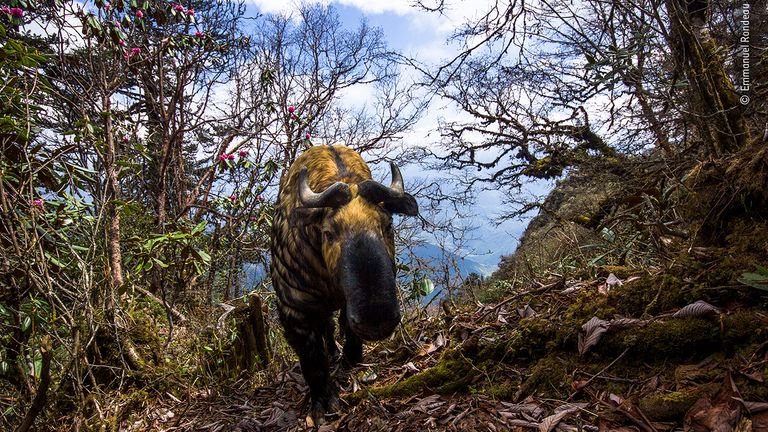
[195,31,203,38]
[114,21,120,28]
[218,154,227,161]
[227,154,235,160]
[122,136,129,142]
[229,194,237,201]
[31,198,44,207]
[10,7,23,17]
[131,47,141,55]
[104,3,111,10]
[174,4,184,12]
[1,7,10,14]
[287,105,295,114]
[256,195,265,202]
[118,40,126,46]
[187,9,194,15]
[305,133,311,140]
[238,150,247,157]
[135,10,144,18]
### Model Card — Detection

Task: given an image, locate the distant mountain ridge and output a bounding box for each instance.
[242,242,494,289]
[407,243,495,278]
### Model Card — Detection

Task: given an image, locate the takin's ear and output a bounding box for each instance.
[383,193,419,216]
[289,208,325,228]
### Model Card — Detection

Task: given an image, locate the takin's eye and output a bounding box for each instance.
[322,228,338,243]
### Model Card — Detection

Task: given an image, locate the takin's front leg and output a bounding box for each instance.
[324,318,340,361]
[339,307,363,366]
[284,321,340,424]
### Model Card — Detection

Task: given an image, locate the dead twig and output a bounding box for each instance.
[568,347,630,401]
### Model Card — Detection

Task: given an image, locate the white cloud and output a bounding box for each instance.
[246,0,413,15]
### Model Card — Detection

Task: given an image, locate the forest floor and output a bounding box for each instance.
[111,257,768,432]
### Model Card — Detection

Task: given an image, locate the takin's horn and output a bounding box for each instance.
[358,162,419,216]
[298,167,352,208]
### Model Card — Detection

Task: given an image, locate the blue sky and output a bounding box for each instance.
[244,0,544,268]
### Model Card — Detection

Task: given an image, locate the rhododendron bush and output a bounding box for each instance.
[0,1,419,429]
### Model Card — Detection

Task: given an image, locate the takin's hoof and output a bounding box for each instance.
[342,344,362,367]
[307,389,340,427]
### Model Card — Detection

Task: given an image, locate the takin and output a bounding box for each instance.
[270,144,418,424]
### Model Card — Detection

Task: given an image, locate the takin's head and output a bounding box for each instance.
[296,162,418,341]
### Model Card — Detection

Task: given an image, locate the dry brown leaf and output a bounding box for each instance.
[644,375,662,391]
[403,362,419,372]
[608,393,625,406]
[610,317,648,328]
[578,317,609,355]
[607,273,623,288]
[498,401,545,419]
[734,398,768,414]
[539,405,582,432]
[739,370,764,383]
[506,418,540,428]
[673,300,720,318]
[360,371,377,384]
[517,305,537,318]
[753,410,768,431]
[560,286,582,295]
[417,342,436,357]
[434,333,446,348]
[684,373,744,432]
[616,317,646,328]
[571,380,589,391]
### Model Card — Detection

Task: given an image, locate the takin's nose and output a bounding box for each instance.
[348,306,401,341]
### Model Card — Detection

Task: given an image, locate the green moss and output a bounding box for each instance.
[723,311,768,348]
[638,386,717,421]
[602,318,718,359]
[370,354,474,399]
[597,265,633,279]
[563,290,615,323]
[470,379,518,400]
[517,355,571,399]
[476,280,514,304]
[609,274,687,317]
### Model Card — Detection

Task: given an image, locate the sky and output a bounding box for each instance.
[243,0,544,269]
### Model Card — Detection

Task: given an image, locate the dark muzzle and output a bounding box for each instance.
[338,233,401,341]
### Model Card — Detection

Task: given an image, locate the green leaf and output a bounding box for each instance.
[192,221,207,235]
[738,271,768,292]
[600,227,616,243]
[152,258,170,268]
[413,277,434,297]
[195,249,211,262]
[21,315,32,332]
[44,252,66,269]
[32,352,42,378]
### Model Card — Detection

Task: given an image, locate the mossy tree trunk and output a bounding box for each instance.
[665,0,749,156]
[230,294,271,372]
